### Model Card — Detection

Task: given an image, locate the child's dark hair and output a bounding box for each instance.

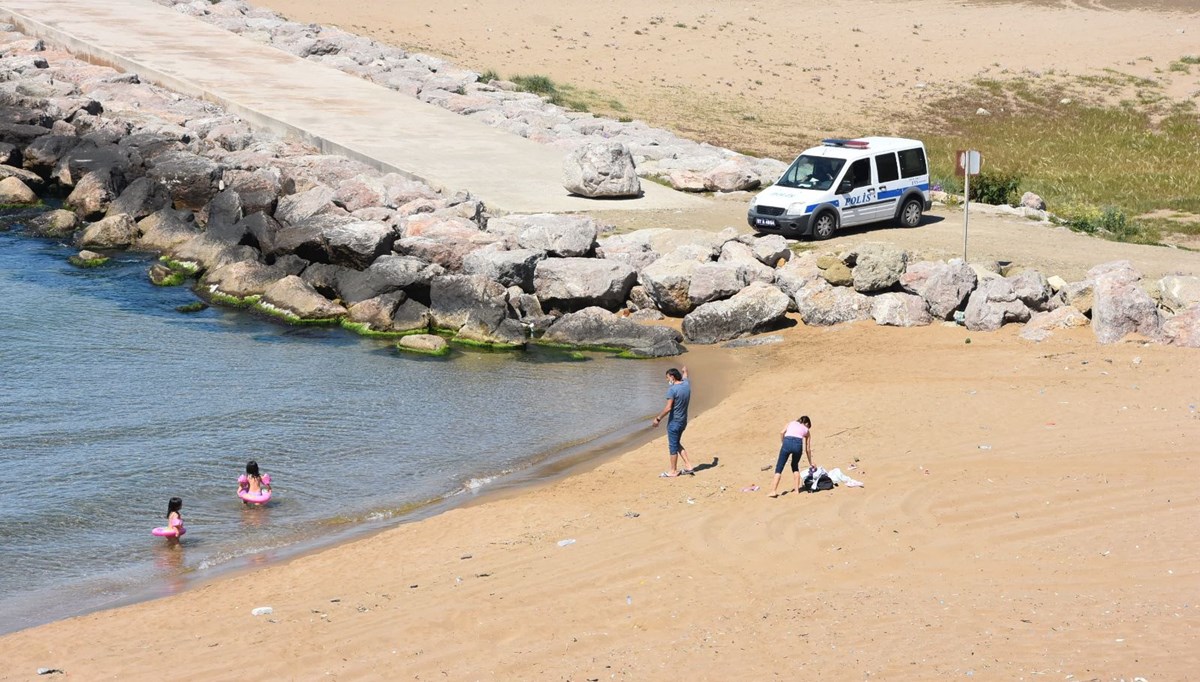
[666,368,683,381]
[167,497,183,518]
[799,416,811,427]
[246,460,260,478]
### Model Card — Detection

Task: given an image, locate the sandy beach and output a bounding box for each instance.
[3,0,1200,679]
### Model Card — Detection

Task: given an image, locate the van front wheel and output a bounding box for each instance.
[812,212,838,240]
[899,198,924,228]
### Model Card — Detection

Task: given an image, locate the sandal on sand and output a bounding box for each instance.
[681,468,695,475]
[768,492,780,498]
[659,471,678,478]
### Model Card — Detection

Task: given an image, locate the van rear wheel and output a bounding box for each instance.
[812,211,838,240]
[899,198,923,228]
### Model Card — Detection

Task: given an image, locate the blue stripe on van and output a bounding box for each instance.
[804,199,839,214]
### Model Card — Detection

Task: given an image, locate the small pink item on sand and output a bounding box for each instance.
[741,485,759,492]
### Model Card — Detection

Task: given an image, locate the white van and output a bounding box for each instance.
[747,137,931,240]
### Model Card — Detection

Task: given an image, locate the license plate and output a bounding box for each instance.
[754,218,777,227]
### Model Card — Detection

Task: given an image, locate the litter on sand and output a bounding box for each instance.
[742,485,759,492]
[557,538,576,547]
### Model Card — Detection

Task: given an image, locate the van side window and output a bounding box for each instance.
[875,153,899,183]
[898,148,927,178]
[845,158,871,191]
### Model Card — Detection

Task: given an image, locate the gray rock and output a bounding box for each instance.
[900,259,977,320]
[541,307,683,357]
[22,134,78,175]
[850,243,908,293]
[1161,303,1200,348]
[1091,263,1161,343]
[1062,280,1094,315]
[201,189,245,237]
[794,282,872,326]
[398,333,449,354]
[1008,269,1054,311]
[740,233,791,266]
[647,228,732,260]
[462,246,544,291]
[337,254,444,305]
[773,253,822,300]
[26,208,80,238]
[534,258,638,312]
[562,142,641,198]
[0,163,46,189]
[169,234,259,273]
[688,263,744,306]
[963,278,1032,331]
[146,150,221,211]
[717,240,775,285]
[596,233,658,273]
[1019,306,1089,342]
[817,253,853,287]
[429,273,510,334]
[202,260,287,299]
[238,212,282,255]
[223,167,283,216]
[323,220,397,269]
[346,291,429,333]
[1020,191,1046,211]
[259,275,347,321]
[77,213,138,249]
[871,292,933,327]
[0,176,37,204]
[683,282,791,344]
[66,168,123,220]
[703,156,760,192]
[639,255,701,316]
[273,185,341,227]
[134,208,200,253]
[1157,275,1200,314]
[106,177,170,220]
[512,213,598,257]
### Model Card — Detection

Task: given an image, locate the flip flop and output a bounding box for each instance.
[681,468,695,475]
[659,471,678,478]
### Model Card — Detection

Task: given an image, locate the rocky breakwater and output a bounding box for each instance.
[150,0,787,193]
[4,23,1197,357]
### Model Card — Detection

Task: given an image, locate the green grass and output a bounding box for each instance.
[158,256,200,275]
[478,68,499,83]
[916,74,1200,243]
[502,73,627,114]
[151,270,187,287]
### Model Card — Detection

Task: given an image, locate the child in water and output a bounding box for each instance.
[238,460,272,503]
[164,497,185,540]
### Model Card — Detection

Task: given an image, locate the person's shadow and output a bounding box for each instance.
[692,456,719,473]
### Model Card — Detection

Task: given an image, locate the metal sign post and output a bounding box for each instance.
[956,150,982,262]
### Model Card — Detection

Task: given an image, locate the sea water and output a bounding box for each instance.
[0,216,666,633]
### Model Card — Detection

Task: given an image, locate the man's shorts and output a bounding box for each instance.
[667,421,686,455]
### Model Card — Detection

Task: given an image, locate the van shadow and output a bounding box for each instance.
[822,214,945,240]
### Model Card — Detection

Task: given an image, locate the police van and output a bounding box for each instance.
[747,137,931,240]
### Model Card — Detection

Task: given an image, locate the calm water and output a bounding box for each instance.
[0,212,666,634]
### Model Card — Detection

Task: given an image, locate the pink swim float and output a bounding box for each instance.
[237,473,272,505]
[151,525,185,538]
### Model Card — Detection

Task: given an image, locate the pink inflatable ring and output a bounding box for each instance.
[238,473,272,505]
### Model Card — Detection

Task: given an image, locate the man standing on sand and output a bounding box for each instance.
[652,366,694,478]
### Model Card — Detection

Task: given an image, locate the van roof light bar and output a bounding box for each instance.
[821,138,870,149]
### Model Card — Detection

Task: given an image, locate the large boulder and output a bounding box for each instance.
[345,291,431,334]
[26,209,80,238]
[323,220,397,269]
[817,254,853,287]
[223,167,284,217]
[646,228,734,260]
[337,254,444,305]
[794,282,872,326]
[0,176,37,204]
[1020,306,1090,342]
[1090,261,1160,343]
[640,255,702,316]
[201,189,245,236]
[740,233,791,266]
[1008,269,1055,312]
[238,212,282,255]
[963,278,1032,331]
[534,258,638,312]
[258,275,347,321]
[541,307,684,357]
[202,260,287,300]
[1157,275,1200,314]
[871,292,933,327]
[682,282,791,344]
[394,218,502,271]
[703,156,760,192]
[595,232,658,273]
[134,208,200,253]
[774,253,823,300]
[900,260,977,320]
[1161,304,1200,348]
[168,234,259,273]
[562,142,641,198]
[65,168,123,220]
[429,274,510,332]
[106,177,170,220]
[717,240,775,285]
[1062,280,1095,316]
[146,151,222,211]
[77,213,138,249]
[513,214,599,257]
[850,243,907,293]
[462,246,544,291]
[688,263,744,306]
[273,184,341,227]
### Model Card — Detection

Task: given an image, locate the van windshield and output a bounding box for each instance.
[775,155,846,191]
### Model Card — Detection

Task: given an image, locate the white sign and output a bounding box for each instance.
[957,150,982,176]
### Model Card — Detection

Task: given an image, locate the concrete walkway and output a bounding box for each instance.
[0,0,707,214]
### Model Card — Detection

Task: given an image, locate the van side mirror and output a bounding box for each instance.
[837,180,852,194]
